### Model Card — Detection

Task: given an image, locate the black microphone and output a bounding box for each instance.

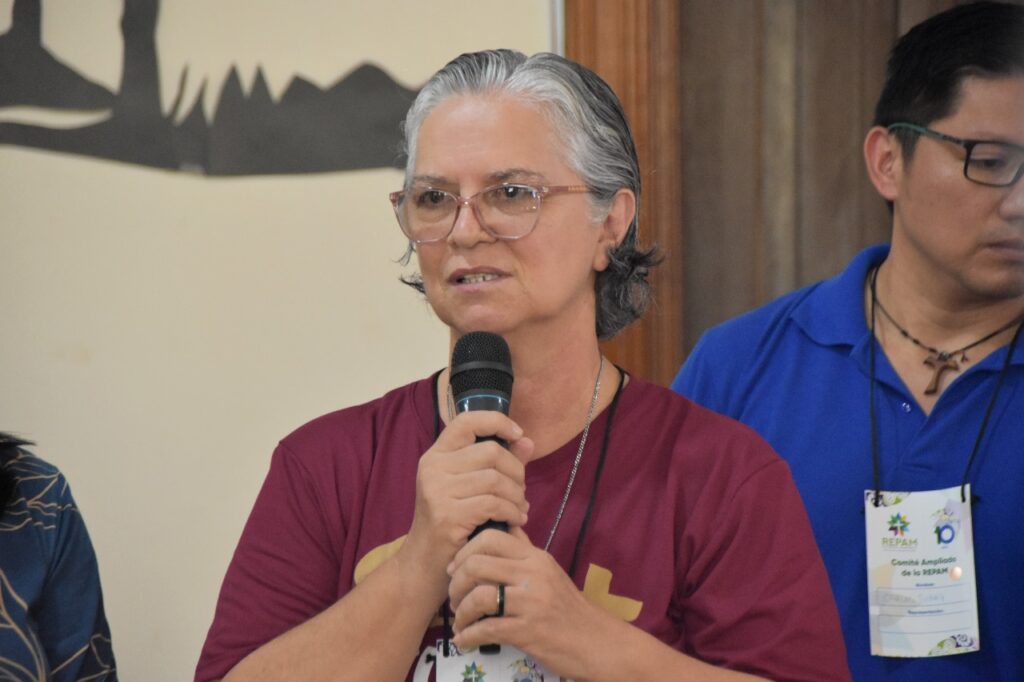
[450,331,513,656]
[450,331,514,540]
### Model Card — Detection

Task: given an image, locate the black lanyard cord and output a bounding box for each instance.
[869,267,882,506]
[960,320,1023,502]
[429,370,453,655]
[566,366,625,580]
[868,267,1023,505]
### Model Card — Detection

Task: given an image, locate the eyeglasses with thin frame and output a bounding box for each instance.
[388,183,591,244]
[887,122,1024,187]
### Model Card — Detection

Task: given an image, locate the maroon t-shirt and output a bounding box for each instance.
[196,374,849,681]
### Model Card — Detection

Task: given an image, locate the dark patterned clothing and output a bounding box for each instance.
[0,448,117,680]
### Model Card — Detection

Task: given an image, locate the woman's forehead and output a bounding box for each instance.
[414,94,571,181]
[420,93,554,140]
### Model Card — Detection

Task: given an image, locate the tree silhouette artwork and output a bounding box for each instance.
[0,0,419,175]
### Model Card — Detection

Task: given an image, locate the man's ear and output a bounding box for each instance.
[593,188,636,272]
[864,126,903,202]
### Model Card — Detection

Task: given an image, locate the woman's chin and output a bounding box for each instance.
[448,319,515,338]
[436,307,522,338]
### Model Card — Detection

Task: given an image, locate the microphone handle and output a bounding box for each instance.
[469,434,510,539]
[469,433,508,655]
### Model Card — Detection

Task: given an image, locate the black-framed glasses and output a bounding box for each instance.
[388,183,591,244]
[888,122,1024,187]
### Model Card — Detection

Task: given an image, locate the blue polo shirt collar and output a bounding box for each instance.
[790,245,888,350]
[789,243,1024,370]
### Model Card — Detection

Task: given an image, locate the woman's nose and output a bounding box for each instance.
[448,196,496,247]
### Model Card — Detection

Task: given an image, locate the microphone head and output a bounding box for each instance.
[450,332,514,406]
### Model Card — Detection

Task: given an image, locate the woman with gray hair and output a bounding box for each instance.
[196,50,848,682]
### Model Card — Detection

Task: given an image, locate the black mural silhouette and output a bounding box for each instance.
[0,0,418,175]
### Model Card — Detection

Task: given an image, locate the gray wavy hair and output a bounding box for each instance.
[397,49,660,340]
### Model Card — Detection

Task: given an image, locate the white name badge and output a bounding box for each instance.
[413,640,565,682]
[864,485,980,657]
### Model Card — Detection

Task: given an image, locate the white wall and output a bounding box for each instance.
[0,2,557,678]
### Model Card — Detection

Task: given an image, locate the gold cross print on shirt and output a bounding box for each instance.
[354,537,644,624]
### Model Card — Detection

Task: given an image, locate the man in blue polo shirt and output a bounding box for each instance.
[673,2,1024,680]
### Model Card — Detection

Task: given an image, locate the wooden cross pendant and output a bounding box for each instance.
[923,353,959,394]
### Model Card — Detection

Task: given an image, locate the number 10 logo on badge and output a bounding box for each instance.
[935,523,956,545]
